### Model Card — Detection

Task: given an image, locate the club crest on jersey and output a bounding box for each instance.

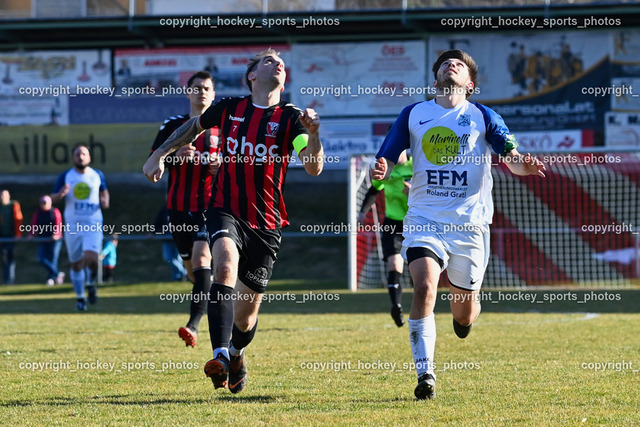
[266,122,279,137]
[457,114,471,127]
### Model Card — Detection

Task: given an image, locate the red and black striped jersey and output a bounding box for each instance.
[150,114,220,212]
[199,96,308,229]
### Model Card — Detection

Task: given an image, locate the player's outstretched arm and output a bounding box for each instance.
[143,116,204,182]
[299,108,324,176]
[503,149,546,178]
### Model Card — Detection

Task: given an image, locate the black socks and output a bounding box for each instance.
[387,270,402,307]
[186,267,212,332]
[208,282,234,350]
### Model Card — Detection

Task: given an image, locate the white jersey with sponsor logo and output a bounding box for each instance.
[53,167,107,231]
[377,99,517,225]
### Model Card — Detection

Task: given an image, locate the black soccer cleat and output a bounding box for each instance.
[228,353,248,394]
[87,285,98,305]
[415,373,436,400]
[452,318,472,339]
[391,304,405,327]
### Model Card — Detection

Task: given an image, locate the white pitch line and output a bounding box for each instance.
[479,312,600,325]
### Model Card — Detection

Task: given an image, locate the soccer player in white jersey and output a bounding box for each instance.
[373,50,546,400]
[52,144,109,311]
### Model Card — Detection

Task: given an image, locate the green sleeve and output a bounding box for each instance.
[371,179,385,191]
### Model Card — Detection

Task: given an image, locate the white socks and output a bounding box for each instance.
[213,347,230,361]
[70,269,85,299]
[229,344,243,357]
[408,314,437,378]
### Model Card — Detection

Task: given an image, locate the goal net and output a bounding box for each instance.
[348,151,640,290]
[348,155,413,291]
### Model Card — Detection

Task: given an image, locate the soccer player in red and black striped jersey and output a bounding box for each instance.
[149,71,220,348]
[143,48,324,393]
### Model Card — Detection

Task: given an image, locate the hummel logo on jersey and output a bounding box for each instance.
[419,119,434,125]
[229,115,245,122]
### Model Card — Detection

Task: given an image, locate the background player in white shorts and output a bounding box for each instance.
[52,143,109,311]
[373,49,546,400]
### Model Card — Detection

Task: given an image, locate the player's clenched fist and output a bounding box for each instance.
[371,157,388,181]
[299,108,320,134]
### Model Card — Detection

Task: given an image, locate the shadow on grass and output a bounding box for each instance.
[0,286,80,297]
[214,395,280,403]
[0,396,207,407]
[1,289,639,315]
[0,393,279,408]
[0,281,151,297]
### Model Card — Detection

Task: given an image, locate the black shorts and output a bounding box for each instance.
[207,208,281,294]
[168,210,209,261]
[381,217,404,261]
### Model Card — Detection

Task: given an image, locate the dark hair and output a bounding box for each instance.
[432,49,479,98]
[187,70,214,88]
[244,48,280,91]
[72,142,90,155]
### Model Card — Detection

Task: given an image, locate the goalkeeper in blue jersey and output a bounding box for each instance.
[358,150,412,327]
[373,49,546,400]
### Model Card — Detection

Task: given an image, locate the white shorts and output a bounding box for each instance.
[401,214,490,291]
[65,232,103,263]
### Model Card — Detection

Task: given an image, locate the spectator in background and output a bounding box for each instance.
[117,59,131,77]
[101,234,118,283]
[154,205,187,281]
[0,189,23,285]
[29,195,65,286]
[204,57,219,75]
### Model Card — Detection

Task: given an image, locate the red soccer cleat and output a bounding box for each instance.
[178,327,197,348]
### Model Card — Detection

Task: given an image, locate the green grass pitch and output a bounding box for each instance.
[1,281,639,425]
